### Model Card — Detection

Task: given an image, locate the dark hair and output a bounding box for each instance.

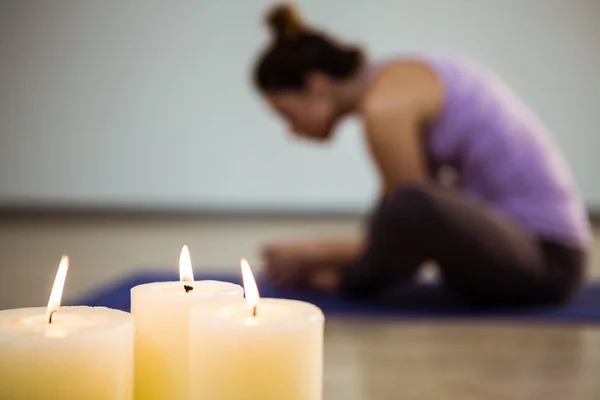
[253,2,365,92]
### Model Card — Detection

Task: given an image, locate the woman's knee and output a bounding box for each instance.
[366,183,444,241]
[379,183,441,221]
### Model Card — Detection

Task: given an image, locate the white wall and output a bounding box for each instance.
[1,0,599,213]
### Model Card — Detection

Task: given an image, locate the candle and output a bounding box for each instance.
[0,256,134,400]
[189,258,325,400]
[130,245,244,400]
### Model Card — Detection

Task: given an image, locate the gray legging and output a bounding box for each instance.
[339,184,586,308]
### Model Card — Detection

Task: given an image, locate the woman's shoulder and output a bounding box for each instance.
[360,54,444,122]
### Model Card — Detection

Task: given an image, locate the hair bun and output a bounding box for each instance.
[266,2,307,40]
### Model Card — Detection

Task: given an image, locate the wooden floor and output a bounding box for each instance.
[324,318,600,400]
[1,214,599,399]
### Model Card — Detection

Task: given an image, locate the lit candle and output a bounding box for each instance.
[130,245,244,400]
[0,256,134,400]
[189,258,325,400]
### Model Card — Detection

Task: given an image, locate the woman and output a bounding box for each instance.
[253,3,590,308]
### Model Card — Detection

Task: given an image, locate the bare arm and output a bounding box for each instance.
[361,62,442,196]
[262,235,364,267]
[304,236,365,265]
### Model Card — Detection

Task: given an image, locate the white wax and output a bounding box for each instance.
[0,306,134,400]
[189,298,325,400]
[130,280,244,400]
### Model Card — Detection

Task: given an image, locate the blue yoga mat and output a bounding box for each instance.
[73,269,600,323]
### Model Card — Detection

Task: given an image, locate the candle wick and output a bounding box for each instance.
[184,284,194,293]
[252,305,257,317]
[48,310,56,324]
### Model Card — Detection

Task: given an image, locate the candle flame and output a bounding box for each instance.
[179,245,194,282]
[240,258,259,315]
[47,255,69,323]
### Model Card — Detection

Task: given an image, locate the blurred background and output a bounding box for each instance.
[0,0,599,308]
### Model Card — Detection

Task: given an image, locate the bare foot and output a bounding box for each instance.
[309,267,341,294]
[261,242,319,289]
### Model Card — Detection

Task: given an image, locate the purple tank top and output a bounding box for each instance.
[373,54,590,247]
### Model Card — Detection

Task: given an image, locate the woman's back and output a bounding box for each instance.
[381,54,590,247]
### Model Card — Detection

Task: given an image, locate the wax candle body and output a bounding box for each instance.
[0,306,134,400]
[130,280,244,400]
[189,298,325,400]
